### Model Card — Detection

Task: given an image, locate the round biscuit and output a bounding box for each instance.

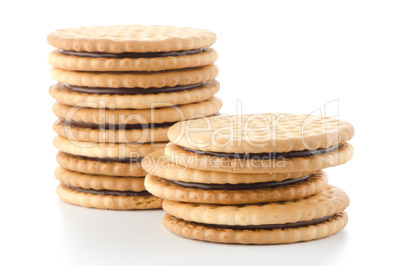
[53,135,166,158]
[47,25,216,53]
[52,97,222,125]
[167,113,354,153]
[163,212,348,244]
[145,172,328,204]
[165,142,354,173]
[49,81,220,109]
[142,149,318,184]
[50,65,218,88]
[55,167,146,191]
[56,183,162,210]
[48,48,218,71]
[162,185,349,225]
[56,152,147,177]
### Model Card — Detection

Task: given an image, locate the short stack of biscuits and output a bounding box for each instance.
[143,113,354,244]
[47,25,222,210]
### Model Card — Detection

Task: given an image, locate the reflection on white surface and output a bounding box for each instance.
[57,200,348,266]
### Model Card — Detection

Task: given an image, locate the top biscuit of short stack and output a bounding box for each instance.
[166,113,354,173]
[47,25,218,72]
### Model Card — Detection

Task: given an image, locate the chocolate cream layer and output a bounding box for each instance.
[60,48,206,59]
[60,119,175,130]
[180,144,343,160]
[69,185,152,197]
[63,82,206,95]
[185,214,337,231]
[59,112,219,131]
[165,174,312,190]
[64,152,143,164]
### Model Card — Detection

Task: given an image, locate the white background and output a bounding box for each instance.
[1,0,401,265]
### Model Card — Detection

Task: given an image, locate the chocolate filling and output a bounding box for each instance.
[59,48,206,59]
[65,153,142,164]
[60,119,175,130]
[165,174,312,190]
[69,186,152,197]
[180,144,342,160]
[187,214,336,231]
[64,82,206,95]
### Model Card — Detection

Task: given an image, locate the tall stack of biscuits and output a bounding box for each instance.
[143,114,354,244]
[47,25,222,210]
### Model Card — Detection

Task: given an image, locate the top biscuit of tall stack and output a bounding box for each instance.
[47,25,218,72]
[166,113,354,173]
